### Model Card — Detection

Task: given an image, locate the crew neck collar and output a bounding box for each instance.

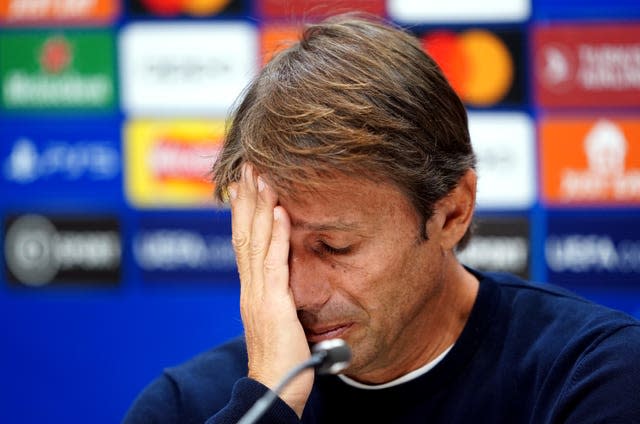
[337,344,454,390]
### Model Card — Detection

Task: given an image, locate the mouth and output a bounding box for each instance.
[305,323,353,343]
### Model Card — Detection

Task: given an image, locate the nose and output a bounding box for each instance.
[288,251,332,312]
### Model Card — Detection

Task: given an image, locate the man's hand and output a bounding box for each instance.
[227,163,312,418]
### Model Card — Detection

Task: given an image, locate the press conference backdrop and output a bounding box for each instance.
[0,0,638,422]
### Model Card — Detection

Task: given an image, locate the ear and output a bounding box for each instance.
[429,170,477,251]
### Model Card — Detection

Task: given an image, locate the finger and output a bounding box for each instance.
[230,163,257,284]
[249,175,279,291]
[264,206,291,297]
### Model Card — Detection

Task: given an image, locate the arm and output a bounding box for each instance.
[122,375,180,424]
[205,378,302,424]
[124,164,311,423]
[226,163,313,418]
[123,342,305,424]
[124,374,302,424]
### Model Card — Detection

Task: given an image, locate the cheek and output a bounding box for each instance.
[333,250,409,310]
[356,243,437,314]
[321,235,428,313]
[320,258,375,310]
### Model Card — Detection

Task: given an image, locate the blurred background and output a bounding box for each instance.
[1,0,639,422]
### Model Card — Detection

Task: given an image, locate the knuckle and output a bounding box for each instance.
[250,238,264,257]
[231,233,250,250]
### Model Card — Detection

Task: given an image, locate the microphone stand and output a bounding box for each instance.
[237,354,325,424]
[237,339,351,424]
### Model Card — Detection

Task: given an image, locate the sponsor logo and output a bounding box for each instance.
[4,214,121,287]
[546,235,640,273]
[119,22,257,116]
[0,0,118,25]
[128,0,238,17]
[0,119,122,200]
[258,0,384,19]
[536,43,576,94]
[134,231,234,271]
[469,112,535,209]
[533,24,640,108]
[419,28,525,107]
[133,215,235,283]
[540,118,640,205]
[124,119,224,207]
[545,214,640,284]
[457,216,530,279]
[0,31,115,109]
[389,0,530,23]
[3,137,119,184]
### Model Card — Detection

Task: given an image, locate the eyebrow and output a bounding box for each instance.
[290,219,360,232]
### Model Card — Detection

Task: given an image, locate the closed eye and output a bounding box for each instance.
[318,241,352,255]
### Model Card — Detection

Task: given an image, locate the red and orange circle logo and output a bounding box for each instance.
[422,30,514,107]
[140,0,231,16]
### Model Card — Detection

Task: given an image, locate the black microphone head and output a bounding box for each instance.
[312,339,352,375]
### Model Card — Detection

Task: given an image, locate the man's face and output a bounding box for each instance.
[278,176,449,382]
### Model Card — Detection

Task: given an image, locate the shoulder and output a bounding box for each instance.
[164,335,248,392]
[123,336,248,424]
[474,270,640,375]
[482,271,639,330]
[478,271,640,421]
[551,323,640,422]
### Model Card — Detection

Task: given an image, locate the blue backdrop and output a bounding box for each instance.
[1,0,639,422]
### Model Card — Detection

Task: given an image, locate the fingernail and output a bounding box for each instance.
[273,207,282,221]
[228,186,237,201]
[257,176,265,192]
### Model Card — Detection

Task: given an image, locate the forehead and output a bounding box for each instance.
[277,175,419,232]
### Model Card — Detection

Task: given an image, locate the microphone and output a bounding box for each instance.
[311,338,352,375]
[237,339,352,424]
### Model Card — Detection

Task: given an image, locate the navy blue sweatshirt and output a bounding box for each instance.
[124,271,640,423]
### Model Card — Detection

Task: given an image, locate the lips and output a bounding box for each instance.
[305,323,352,343]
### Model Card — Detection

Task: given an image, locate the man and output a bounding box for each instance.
[125,15,640,423]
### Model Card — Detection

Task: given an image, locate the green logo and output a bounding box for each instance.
[0,30,116,110]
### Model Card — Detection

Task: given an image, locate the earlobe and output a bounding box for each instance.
[438,170,477,250]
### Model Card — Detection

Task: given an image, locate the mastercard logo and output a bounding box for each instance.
[422,30,514,107]
[138,0,230,16]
